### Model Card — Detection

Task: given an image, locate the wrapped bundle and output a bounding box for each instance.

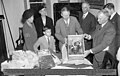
[12,50,26,61]
[1,58,29,70]
[8,59,29,69]
[1,50,39,70]
[25,50,39,68]
[1,61,10,71]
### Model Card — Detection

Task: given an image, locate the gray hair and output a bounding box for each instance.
[82,2,90,8]
[97,9,110,17]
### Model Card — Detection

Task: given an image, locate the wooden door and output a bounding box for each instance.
[0,20,7,62]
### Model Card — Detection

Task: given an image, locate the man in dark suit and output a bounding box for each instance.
[102,3,120,69]
[79,2,97,63]
[55,5,83,50]
[84,9,116,69]
[34,4,54,38]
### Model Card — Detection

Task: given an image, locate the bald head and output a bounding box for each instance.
[82,2,90,14]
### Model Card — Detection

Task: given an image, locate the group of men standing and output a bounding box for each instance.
[55,2,120,69]
[32,1,120,70]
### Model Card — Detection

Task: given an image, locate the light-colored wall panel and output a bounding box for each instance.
[1,0,25,55]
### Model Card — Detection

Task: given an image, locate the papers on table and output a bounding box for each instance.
[63,58,92,65]
[80,66,93,69]
[52,58,93,69]
[52,65,75,69]
[69,54,84,60]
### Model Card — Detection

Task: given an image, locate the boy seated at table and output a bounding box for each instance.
[34,27,61,65]
[33,27,56,54]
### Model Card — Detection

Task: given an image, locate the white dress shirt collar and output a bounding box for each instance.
[64,18,70,25]
[101,21,108,27]
[83,12,88,19]
[110,12,116,20]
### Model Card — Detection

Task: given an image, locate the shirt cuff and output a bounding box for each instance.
[53,50,56,52]
[89,35,91,39]
[103,46,109,51]
[89,49,93,53]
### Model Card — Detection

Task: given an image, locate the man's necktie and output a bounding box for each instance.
[65,19,69,27]
[82,14,86,19]
[99,25,102,30]
[47,37,50,45]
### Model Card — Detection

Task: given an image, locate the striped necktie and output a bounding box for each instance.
[47,37,50,45]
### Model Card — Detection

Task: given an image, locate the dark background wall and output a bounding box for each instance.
[53,3,82,25]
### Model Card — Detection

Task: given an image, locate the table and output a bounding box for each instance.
[3,69,116,76]
[52,58,93,69]
[2,58,116,76]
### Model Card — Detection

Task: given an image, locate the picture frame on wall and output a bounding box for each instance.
[85,0,104,6]
[85,0,104,9]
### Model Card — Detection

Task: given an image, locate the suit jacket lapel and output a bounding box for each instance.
[100,22,109,33]
[82,12,89,20]
[94,22,109,38]
[93,24,101,38]
[111,13,118,21]
[81,13,89,27]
